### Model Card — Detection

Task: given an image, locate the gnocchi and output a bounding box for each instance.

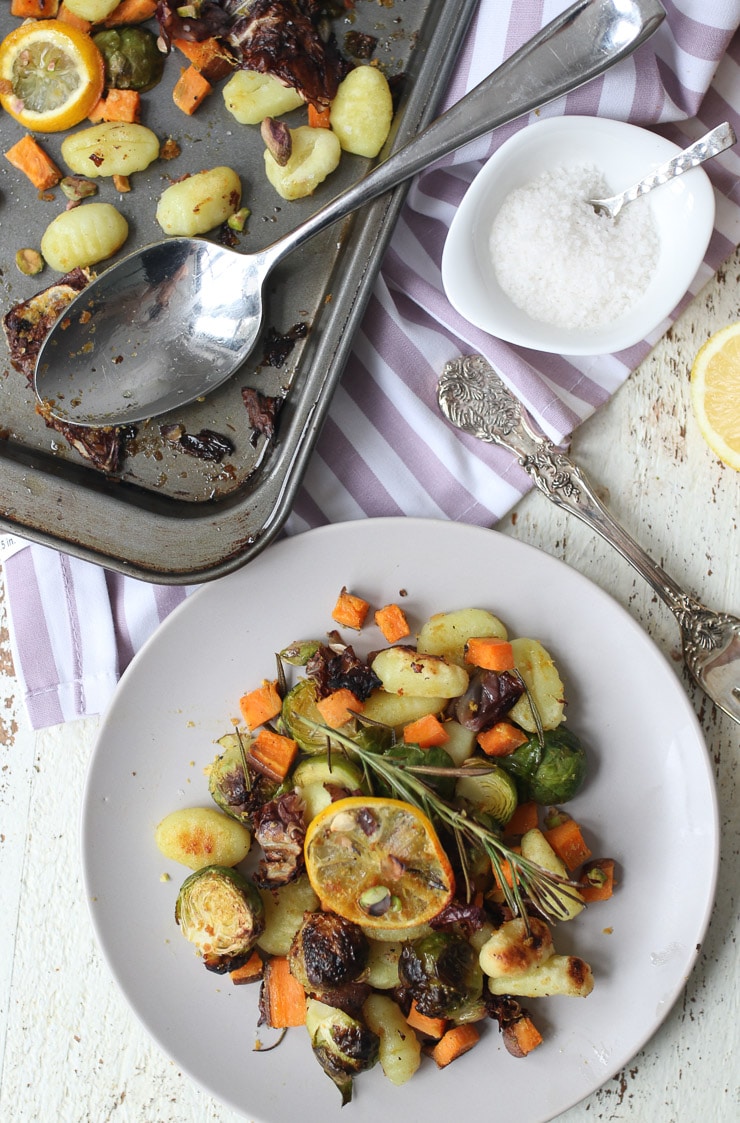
[40,202,128,272]
[478,917,554,979]
[520,828,584,920]
[330,65,393,158]
[63,0,119,18]
[61,121,160,178]
[264,125,341,200]
[156,166,242,237]
[223,69,304,125]
[364,940,403,990]
[487,954,594,999]
[256,875,319,956]
[508,637,566,731]
[417,608,508,667]
[362,994,422,1086]
[361,689,446,728]
[154,806,251,871]
[371,645,469,698]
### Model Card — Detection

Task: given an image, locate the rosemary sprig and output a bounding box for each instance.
[305,719,581,925]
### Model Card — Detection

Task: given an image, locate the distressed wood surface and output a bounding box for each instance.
[0,245,738,1122]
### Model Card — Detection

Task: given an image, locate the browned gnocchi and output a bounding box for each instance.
[263,125,342,200]
[155,166,242,237]
[330,65,393,158]
[61,121,161,179]
[223,69,304,125]
[40,202,128,272]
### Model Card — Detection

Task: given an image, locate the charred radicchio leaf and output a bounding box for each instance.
[261,321,308,368]
[242,386,283,443]
[305,643,381,702]
[253,790,306,887]
[37,406,131,474]
[157,1,348,108]
[2,269,131,474]
[454,669,524,732]
[226,0,349,108]
[161,426,235,462]
[155,1,234,49]
[429,898,492,938]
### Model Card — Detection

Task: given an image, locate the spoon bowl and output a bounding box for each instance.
[43,238,266,422]
[34,0,666,427]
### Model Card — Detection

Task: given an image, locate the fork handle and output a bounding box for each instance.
[437,355,699,621]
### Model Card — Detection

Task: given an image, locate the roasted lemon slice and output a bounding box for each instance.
[690,321,740,471]
[0,20,105,133]
[304,795,454,931]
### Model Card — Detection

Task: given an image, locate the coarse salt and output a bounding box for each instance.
[489,164,659,331]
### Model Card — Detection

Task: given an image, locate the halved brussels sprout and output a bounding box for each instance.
[208,732,278,825]
[454,760,519,826]
[500,727,587,805]
[282,679,335,754]
[305,997,379,1104]
[292,753,365,821]
[398,931,483,1018]
[175,865,265,973]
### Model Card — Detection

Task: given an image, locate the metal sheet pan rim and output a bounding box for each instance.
[0,0,481,583]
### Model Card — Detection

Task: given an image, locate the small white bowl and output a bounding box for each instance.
[441,116,716,355]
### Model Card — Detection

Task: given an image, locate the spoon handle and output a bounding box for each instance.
[590,121,736,218]
[261,0,666,270]
[437,355,703,621]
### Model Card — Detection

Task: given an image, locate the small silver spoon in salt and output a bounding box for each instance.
[588,121,735,219]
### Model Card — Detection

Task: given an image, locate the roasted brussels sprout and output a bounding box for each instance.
[93,27,164,92]
[305,997,379,1104]
[175,865,265,973]
[289,910,369,992]
[398,931,483,1018]
[454,760,519,825]
[292,753,365,821]
[500,727,588,805]
[207,732,278,825]
[281,679,332,754]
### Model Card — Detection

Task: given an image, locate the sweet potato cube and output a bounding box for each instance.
[331,587,370,630]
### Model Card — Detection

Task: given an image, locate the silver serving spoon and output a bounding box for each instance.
[34,0,666,428]
[437,355,740,726]
[587,121,736,218]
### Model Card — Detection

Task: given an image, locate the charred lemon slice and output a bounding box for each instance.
[0,20,105,133]
[304,796,454,931]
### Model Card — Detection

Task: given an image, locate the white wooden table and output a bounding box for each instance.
[1,246,738,1123]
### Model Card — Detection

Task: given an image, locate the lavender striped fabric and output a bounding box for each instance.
[4,0,740,728]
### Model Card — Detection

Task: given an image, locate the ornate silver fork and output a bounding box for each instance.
[437,354,740,725]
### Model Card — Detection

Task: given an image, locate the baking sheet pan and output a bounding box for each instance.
[0,0,479,582]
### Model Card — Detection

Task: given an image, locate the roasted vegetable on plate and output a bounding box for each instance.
[154,592,615,1103]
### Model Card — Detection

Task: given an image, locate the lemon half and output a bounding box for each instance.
[304,796,455,931]
[690,321,740,471]
[0,20,105,133]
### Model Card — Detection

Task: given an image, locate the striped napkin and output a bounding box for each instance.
[4,0,740,729]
